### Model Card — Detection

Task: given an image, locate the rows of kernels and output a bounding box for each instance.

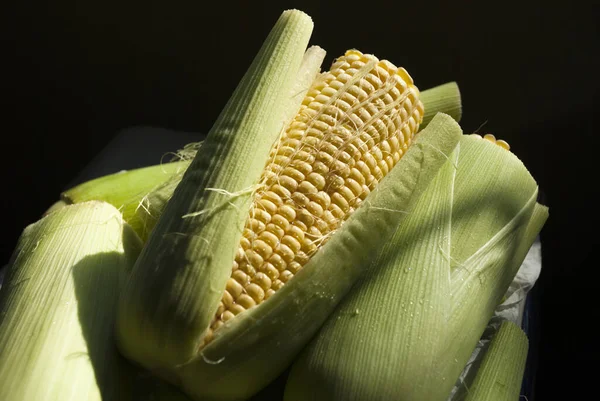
[209,50,424,334]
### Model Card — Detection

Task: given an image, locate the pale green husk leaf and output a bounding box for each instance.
[464,320,529,401]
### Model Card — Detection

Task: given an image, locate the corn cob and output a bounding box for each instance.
[206,49,424,340]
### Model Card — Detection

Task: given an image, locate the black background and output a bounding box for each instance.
[2,0,598,399]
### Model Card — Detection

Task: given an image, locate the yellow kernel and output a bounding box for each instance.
[331,192,350,213]
[246,283,265,303]
[252,272,272,291]
[222,290,234,308]
[212,320,224,330]
[245,249,264,268]
[327,175,345,190]
[350,166,366,185]
[292,192,310,206]
[281,235,302,254]
[247,218,266,233]
[222,311,235,322]
[263,262,280,281]
[332,160,351,178]
[313,218,328,233]
[258,230,280,248]
[295,150,315,163]
[317,151,334,165]
[364,152,378,173]
[252,239,273,259]
[262,191,283,207]
[232,269,249,286]
[278,244,296,263]
[265,289,276,300]
[295,251,310,264]
[330,204,345,220]
[292,219,308,232]
[243,227,257,241]
[378,159,389,176]
[266,223,285,240]
[272,280,284,291]
[240,237,251,250]
[322,210,337,225]
[298,209,315,226]
[270,216,289,233]
[282,167,305,183]
[306,201,324,217]
[298,180,318,195]
[345,178,363,197]
[313,161,329,175]
[312,191,331,209]
[496,139,511,150]
[230,304,246,315]
[286,225,305,242]
[271,184,292,200]
[278,205,297,222]
[371,165,383,181]
[288,261,303,274]
[321,142,339,157]
[307,172,326,190]
[292,160,313,176]
[338,186,356,204]
[277,175,299,192]
[252,208,271,224]
[237,294,256,309]
[216,302,225,316]
[280,270,294,283]
[259,199,278,216]
[483,134,497,143]
[226,278,244,299]
[268,253,287,271]
[241,263,257,277]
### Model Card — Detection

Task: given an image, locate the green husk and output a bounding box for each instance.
[0,201,194,400]
[61,160,191,237]
[284,135,548,401]
[116,9,316,371]
[463,320,529,401]
[420,82,462,128]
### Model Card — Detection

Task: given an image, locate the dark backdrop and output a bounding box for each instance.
[2,0,598,399]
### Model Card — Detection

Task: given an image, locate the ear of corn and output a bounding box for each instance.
[116,9,316,370]
[463,320,529,401]
[0,201,195,400]
[283,135,548,401]
[0,202,141,400]
[144,113,462,401]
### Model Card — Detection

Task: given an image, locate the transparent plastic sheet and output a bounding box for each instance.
[447,237,542,400]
